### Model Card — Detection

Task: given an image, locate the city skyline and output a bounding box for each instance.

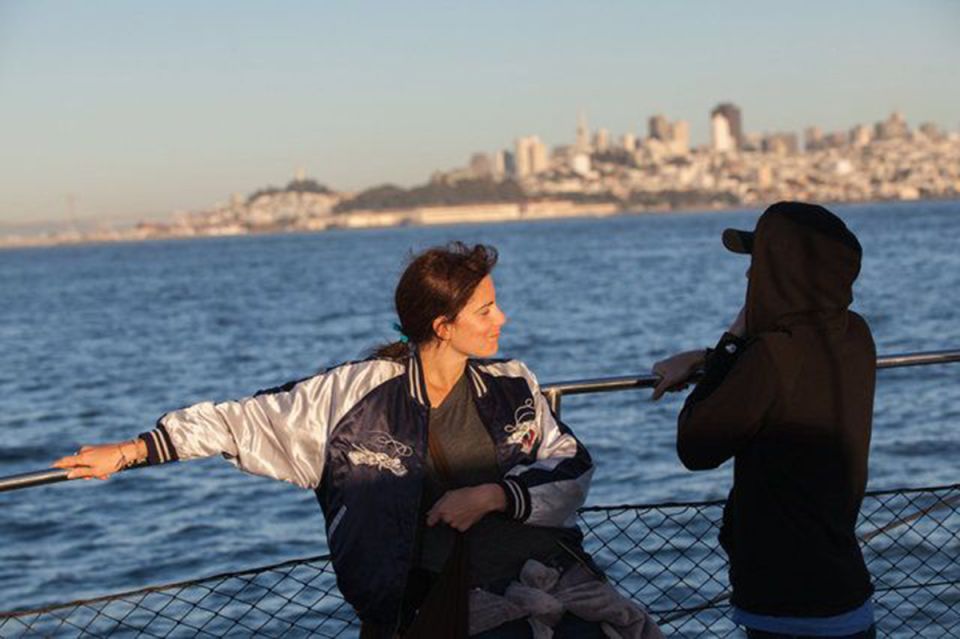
[1,0,958,226]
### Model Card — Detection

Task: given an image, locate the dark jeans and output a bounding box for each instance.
[745,624,876,639]
[472,613,606,638]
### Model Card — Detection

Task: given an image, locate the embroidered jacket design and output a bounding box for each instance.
[347,433,413,477]
[504,398,540,454]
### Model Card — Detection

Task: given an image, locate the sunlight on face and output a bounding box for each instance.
[446,275,507,358]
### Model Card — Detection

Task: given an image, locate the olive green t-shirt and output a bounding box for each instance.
[416,374,579,586]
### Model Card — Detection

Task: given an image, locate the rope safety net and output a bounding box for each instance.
[1,483,958,638]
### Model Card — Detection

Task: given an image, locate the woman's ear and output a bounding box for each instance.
[432,316,450,341]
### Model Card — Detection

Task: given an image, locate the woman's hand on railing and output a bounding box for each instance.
[51,440,147,480]
[651,350,707,400]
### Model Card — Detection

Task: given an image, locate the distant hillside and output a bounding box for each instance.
[247,178,333,204]
[334,177,525,213]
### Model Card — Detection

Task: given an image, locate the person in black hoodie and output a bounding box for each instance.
[652,202,876,638]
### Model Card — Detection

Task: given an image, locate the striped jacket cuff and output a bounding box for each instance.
[499,478,531,522]
[138,423,179,465]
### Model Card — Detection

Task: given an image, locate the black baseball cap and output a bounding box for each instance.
[721,202,861,256]
[721,228,753,254]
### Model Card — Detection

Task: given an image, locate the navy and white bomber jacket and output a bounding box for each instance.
[138,352,595,627]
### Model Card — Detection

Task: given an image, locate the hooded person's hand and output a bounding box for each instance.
[651,350,706,400]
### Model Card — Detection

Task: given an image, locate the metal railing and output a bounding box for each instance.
[0,348,958,638]
[541,348,960,415]
[2,484,959,637]
[2,349,958,494]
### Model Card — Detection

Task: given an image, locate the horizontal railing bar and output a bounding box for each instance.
[542,349,960,397]
[1,349,958,495]
[875,349,960,369]
[0,469,70,494]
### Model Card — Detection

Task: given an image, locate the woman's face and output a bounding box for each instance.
[444,275,507,358]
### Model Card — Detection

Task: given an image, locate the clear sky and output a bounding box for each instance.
[1,0,958,228]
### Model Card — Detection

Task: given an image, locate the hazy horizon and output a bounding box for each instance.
[2,0,958,227]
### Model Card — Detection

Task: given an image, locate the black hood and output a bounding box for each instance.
[738,202,862,334]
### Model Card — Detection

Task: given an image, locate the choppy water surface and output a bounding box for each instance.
[1,200,958,610]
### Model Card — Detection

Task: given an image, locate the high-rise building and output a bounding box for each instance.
[805,127,823,151]
[468,153,493,179]
[576,112,591,152]
[918,122,943,140]
[849,124,873,148]
[711,112,735,153]
[824,131,848,148]
[646,115,688,155]
[531,140,548,174]
[671,120,690,155]
[594,128,610,152]
[738,133,761,152]
[514,136,549,178]
[494,150,516,178]
[761,132,799,155]
[622,133,637,152]
[711,103,743,149]
[648,115,671,141]
[875,111,909,140]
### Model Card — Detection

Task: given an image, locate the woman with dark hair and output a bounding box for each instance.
[53,243,661,639]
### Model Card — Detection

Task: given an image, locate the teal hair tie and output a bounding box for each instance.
[393,322,410,344]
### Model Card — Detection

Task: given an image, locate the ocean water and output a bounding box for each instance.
[1,200,958,611]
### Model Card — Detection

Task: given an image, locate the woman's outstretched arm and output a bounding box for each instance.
[52,359,405,489]
[53,439,149,480]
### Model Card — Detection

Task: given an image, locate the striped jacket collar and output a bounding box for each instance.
[405,352,490,406]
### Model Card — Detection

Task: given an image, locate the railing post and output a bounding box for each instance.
[545,389,562,417]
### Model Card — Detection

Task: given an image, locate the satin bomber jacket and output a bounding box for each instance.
[137,353,595,626]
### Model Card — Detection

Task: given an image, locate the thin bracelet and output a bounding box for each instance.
[117,441,137,470]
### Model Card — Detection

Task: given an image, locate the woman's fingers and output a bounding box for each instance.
[426,496,445,527]
[66,467,91,480]
[426,488,485,531]
[66,467,112,480]
[52,454,85,469]
[52,446,120,480]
